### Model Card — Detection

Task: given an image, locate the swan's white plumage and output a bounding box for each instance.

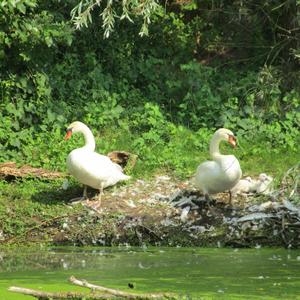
[65,121,130,195]
[194,128,242,196]
[67,149,129,190]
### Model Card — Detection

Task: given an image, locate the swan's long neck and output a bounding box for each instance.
[80,125,95,151]
[209,135,222,160]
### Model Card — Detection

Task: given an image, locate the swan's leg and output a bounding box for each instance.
[228,190,232,205]
[89,183,104,212]
[205,193,212,208]
[69,185,88,204]
[204,193,218,216]
[97,182,104,203]
[83,185,87,198]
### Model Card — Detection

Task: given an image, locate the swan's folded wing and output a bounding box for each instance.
[196,161,220,177]
[68,151,122,176]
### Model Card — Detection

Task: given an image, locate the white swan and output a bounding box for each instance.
[65,121,130,204]
[194,128,242,201]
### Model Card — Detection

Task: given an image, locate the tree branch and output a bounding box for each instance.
[8,276,179,300]
[8,286,112,299]
[69,276,177,299]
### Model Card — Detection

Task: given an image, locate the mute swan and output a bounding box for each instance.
[194,128,242,202]
[64,121,130,205]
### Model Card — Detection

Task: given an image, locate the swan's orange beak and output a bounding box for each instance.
[228,135,237,148]
[64,129,72,141]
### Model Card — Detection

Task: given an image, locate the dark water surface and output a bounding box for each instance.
[0,247,300,299]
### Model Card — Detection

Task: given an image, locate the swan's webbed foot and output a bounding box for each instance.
[87,200,102,213]
[69,196,87,204]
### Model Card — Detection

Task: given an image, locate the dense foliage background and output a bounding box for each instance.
[0,0,299,176]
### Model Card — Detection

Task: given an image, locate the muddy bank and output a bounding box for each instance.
[2,173,299,248]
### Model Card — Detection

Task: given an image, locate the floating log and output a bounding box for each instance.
[8,286,108,300]
[69,276,176,299]
[8,276,178,300]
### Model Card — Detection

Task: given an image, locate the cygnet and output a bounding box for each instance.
[231,176,253,196]
[254,173,274,194]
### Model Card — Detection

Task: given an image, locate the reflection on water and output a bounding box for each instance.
[0,248,119,272]
[0,247,300,299]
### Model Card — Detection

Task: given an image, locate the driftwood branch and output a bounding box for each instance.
[8,286,112,299]
[69,276,177,299]
[9,276,178,300]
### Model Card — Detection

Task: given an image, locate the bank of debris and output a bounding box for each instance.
[1,163,299,248]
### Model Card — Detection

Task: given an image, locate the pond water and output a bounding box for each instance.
[0,247,300,299]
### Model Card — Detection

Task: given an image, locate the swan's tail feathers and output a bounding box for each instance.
[121,174,131,181]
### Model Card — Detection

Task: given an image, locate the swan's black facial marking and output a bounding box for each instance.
[228,134,237,148]
[64,128,73,140]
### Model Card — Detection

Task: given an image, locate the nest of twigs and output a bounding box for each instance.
[279,163,300,202]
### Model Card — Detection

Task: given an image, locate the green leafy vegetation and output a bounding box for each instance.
[71,0,160,37]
